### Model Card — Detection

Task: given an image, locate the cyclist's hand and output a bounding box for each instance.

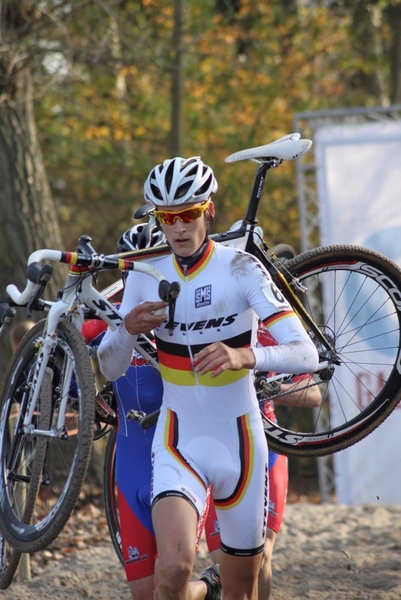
[124,301,168,335]
[193,342,256,378]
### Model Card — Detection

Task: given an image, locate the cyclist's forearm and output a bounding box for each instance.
[252,339,318,375]
[98,321,137,381]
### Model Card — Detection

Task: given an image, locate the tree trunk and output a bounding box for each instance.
[0,66,64,300]
[0,65,66,370]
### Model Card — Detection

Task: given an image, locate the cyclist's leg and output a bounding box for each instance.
[220,553,262,600]
[108,440,214,600]
[107,420,217,599]
[152,495,198,600]
[258,452,288,600]
[151,407,213,599]
[154,557,214,600]
[128,575,154,599]
[258,530,277,600]
[118,486,156,598]
[213,408,268,600]
[205,449,288,600]
[115,432,157,599]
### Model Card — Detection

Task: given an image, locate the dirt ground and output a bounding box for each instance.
[2,492,401,599]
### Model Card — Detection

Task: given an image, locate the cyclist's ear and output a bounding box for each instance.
[206,201,215,223]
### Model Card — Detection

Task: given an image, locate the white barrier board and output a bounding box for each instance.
[315,120,401,504]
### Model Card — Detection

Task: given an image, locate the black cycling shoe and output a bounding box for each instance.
[199,564,222,600]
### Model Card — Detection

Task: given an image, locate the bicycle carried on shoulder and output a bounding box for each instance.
[1,133,401,558]
[124,133,401,457]
[0,237,180,554]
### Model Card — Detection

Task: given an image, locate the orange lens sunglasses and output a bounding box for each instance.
[154,201,210,225]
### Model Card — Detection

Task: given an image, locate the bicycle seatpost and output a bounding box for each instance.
[244,161,273,224]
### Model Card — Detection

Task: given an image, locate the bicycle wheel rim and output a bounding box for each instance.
[103,428,123,565]
[264,245,401,457]
[0,320,96,552]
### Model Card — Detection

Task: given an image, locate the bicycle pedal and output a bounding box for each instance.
[126,410,146,422]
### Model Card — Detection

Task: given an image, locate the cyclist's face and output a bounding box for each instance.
[158,201,214,257]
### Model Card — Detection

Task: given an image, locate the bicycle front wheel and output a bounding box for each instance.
[0,319,96,552]
[264,245,401,457]
[0,535,21,590]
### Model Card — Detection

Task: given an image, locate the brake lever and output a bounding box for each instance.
[158,280,180,336]
[166,282,180,336]
[0,302,17,340]
[26,266,53,317]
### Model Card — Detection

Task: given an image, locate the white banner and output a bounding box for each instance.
[315,120,401,505]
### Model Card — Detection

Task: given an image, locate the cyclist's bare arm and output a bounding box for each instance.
[98,308,165,382]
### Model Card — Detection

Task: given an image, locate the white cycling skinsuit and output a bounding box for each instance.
[98,239,318,556]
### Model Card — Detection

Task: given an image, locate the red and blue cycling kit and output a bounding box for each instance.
[83,319,163,581]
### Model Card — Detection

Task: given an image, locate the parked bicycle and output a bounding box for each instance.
[1,133,401,559]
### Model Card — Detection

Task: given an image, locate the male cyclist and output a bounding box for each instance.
[83,221,221,600]
[98,156,318,600]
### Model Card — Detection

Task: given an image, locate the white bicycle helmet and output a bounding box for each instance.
[143,156,218,207]
[116,218,165,253]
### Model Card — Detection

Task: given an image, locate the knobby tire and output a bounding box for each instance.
[0,320,96,552]
[0,537,21,590]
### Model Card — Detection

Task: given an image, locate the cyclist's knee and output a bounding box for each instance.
[157,555,193,594]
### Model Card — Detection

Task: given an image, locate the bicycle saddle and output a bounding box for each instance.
[225,132,312,163]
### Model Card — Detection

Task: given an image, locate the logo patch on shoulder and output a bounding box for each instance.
[195,284,211,308]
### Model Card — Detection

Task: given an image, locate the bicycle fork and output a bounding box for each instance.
[22,304,77,441]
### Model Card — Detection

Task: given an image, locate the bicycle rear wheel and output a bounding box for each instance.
[264,245,401,457]
[0,319,96,552]
[103,428,123,565]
